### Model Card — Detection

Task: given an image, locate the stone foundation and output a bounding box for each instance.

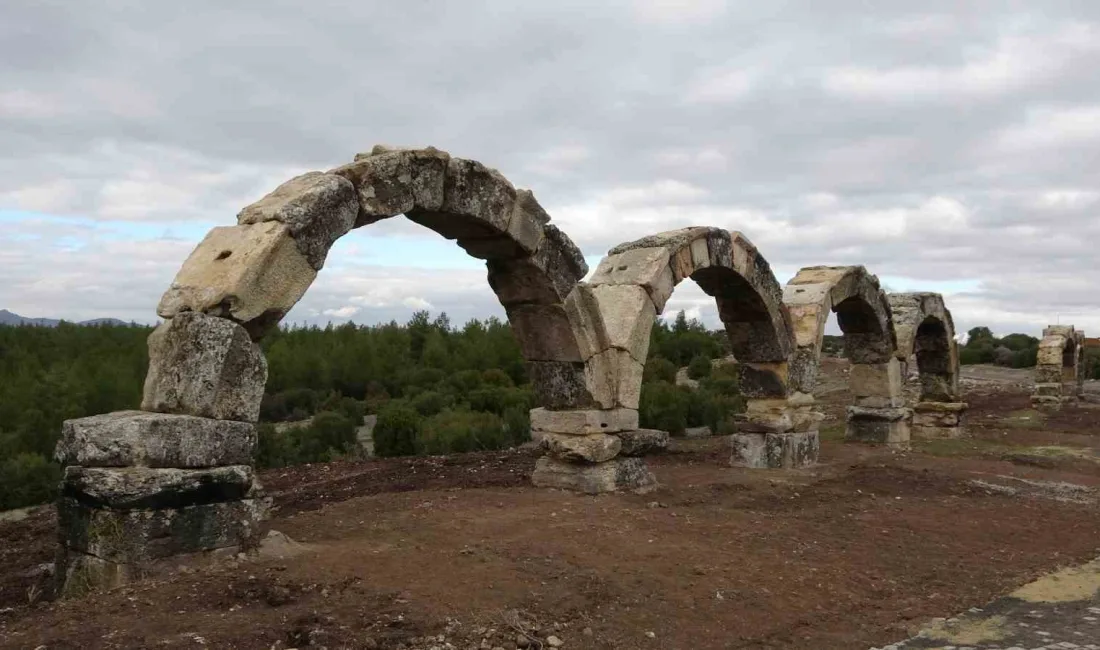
[845,405,912,446]
[911,402,967,439]
[54,411,267,596]
[530,456,657,494]
[729,431,819,469]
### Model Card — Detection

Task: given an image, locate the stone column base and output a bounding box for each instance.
[54,466,269,597]
[531,456,657,494]
[729,431,819,468]
[846,406,913,446]
[912,402,968,439]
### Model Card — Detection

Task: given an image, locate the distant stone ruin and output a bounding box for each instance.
[52,146,991,595]
[1032,325,1085,408]
[888,293,966,439]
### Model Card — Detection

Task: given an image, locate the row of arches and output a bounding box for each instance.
[53,148,973,591]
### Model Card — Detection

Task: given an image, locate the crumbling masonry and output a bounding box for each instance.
[54,147,982,595]
[1032,325,1085,408]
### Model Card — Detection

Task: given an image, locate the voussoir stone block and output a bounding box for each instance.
[530,456,656,494]
[236,171,358,270]
[62,466,255,510]
[589,247,675,313]
[58,496,269,564]
[157,221,316,338]
[486,225,587,306]
[56,411,257,468]
[563,284,609,361]
[584,347,645,409]
[541,432,622,463]
[527,360,596,409]
[530,407,639,435]
[505,303,582,362]
[330,147,449,226]
[590,284,656,363]
[142,312,267,423]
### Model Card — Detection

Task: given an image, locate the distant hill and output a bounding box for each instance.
[0,309,132,327]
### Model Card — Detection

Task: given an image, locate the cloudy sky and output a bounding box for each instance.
[2,0,1098,338]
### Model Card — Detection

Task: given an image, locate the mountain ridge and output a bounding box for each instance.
[0,309,132,327]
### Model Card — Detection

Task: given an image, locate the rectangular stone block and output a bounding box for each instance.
[590,284,656,363]
[738,362,789,398]
[530,407,639,435]
[530,456,656,494]
[1032,382,1062,397]
[58,496,269,564]
[527,360,596,409]
[584,348,644,409]
[142,312,267,423]
[62,466,255,510]
[729,432,766,467]
[55,548,138,598]
[765,431,819,468]
[331,147,449,224]
[845,406,912,445]
[56,411,257,469]
[588,247,675,313]
[912,423,965,440]
[854,396,906,408]
[563,284,609,361]
[505,303,583,362]
[540,432,621,463]
[849,359,902,399]
[157,221,316,338]
[616,429,670,456]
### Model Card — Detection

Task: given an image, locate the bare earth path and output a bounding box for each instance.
[1,368,1098,649]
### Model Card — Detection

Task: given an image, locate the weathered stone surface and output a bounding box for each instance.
[237,172,358,270]
[729,432,766,467]
[730,432,818,468]
[562,284,608,361]
[507,189,549,256]
[616,429,670,456]
[853,395,906,408]
[439,158,517,232]
[157,221,316,337]
[540,432,621,463]
[738,362,789,398]
[330,147,449,225]
[56,411,256,468]
[584,348,644,409]
[55,548,137,598]
[530,407,639,435]
[733,409,793,434]
[142,312,267,423]
[530,456,656,494]
[590,284,656,362]
[505,303,582,362]
[608,226,722,256]
[849,359,903,399]
[913,401,968,413]
[527,361,596,409]
[789,407,825,433]
[588,247,674,313]
[846,406,912,445]
[487,226,587,306]
[58,496,269,564]
[912,410,961,428]
[1033,382,1062,397]
[62,466,255,510]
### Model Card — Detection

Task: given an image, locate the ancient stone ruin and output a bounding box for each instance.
[783,266,904,445]
[53,146,977,595]
[887,293,966,439]
[1032,325,1085,408]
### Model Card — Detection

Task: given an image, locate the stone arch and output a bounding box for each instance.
[53,146,594,593]
[782,266,908,445]
[888,293,967,439]
[1033,325,1085,407]
[531,227,811,491]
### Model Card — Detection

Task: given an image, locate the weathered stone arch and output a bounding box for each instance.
[888,293,967,439]
[782,266,908,445]
[531,227,811,491]
[1033,325,1086,407]
[54,146,593,594]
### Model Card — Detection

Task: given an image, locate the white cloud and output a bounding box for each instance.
[322,306,360,319]
[685,68,756,104]
[402,297,433,310]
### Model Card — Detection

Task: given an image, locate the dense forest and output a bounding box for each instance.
[2,315,1096,510]
[0,311,733,510]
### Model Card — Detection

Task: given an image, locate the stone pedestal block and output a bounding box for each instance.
[912,402,967,440]
[540,432,621,463]
[529,407,639,435]
[530,456,657,494]
[729,431,819,469]
[845,406,912,446]
[616,429,670,456]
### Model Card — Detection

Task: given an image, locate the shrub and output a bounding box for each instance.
[449,369,484,393]
[643,357,678,384]
[411,390,450,417]
[481,368,514,387]
[687,354,712,380]
[502,406,530,444]
[418,410,509,455]
[374,400,422,457]
[256,423,296,469]
[0,453,60,510]
[467,386,534,415]
[639,381,689,435]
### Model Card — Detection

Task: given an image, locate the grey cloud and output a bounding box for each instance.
[1,0,1098,336]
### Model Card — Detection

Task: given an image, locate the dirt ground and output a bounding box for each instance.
[2,364,1099,650]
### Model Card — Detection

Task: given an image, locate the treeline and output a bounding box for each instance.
[959,326,1039,367]
[0,311,737,510]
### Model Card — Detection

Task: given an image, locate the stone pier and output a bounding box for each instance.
[845,358,913,445]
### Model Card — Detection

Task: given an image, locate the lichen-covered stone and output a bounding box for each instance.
[58,496,269,564]
[157,221,316,338]
[237,171,358,270]
[485,225,587,306]
[56,411,256,468]
[845,406,912,445]
[330,147,449,225]
[62,466,255,510]
[527,361,596,409]
[142,312,267,422]
[530,456,656,494]
[616,429,670,456]
[54,548,137,598]
[505,303,582,362]
[731,431,820,468]
[540,432,621,463]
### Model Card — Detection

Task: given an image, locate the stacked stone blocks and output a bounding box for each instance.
[1032,325,1085,408]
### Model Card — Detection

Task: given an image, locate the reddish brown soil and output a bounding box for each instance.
[2,388,1099,650]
